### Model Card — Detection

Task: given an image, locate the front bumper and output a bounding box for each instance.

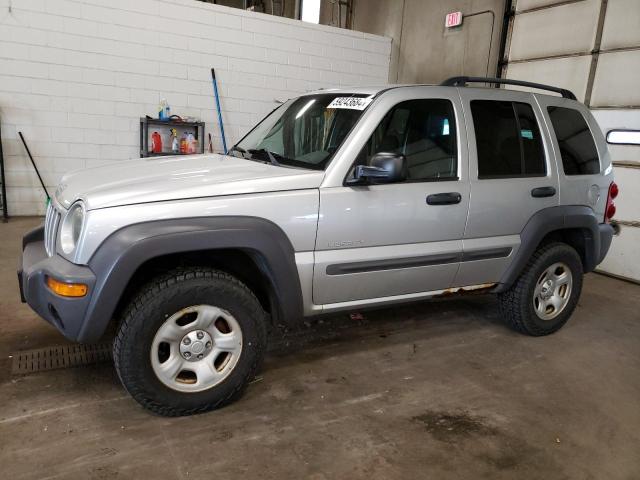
[19,226,96,341]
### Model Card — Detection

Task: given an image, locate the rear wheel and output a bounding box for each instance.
[498,243,583,336]
[113,267,267,416]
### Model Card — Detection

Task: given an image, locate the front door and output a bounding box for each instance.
[313,91,470,306]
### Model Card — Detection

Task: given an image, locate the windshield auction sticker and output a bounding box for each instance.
[328,96,373,110]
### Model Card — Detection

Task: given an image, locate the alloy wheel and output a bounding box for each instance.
[150,305,243,392]
[533,262,573,321]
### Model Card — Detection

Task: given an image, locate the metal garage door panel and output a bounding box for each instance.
[509,0,600,61]
[609,144,640,164]
[591,109,640,283]
[598,220,640,282]
[600,0,640,50]
[610,167,640,226]
[506,56,591,102]
[593,112,638,227]
[591,51,640,107]
[592,110,640,163]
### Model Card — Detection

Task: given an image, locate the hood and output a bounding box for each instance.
[55,154,325,210]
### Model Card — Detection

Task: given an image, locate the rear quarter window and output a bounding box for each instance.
[547,107,600,175]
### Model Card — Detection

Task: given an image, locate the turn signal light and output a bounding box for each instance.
[46,276,88,297]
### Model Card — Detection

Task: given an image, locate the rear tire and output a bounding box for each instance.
[498,243,583,336]
[113,267,267,416]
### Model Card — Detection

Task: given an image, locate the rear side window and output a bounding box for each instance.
[471,100,546,178]
[547,107,600,175]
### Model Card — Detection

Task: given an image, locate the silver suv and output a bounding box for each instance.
[19,77,618,416]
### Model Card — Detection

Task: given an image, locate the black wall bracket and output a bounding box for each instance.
[0,120,8,222]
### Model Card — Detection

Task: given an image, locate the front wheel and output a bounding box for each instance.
[113,268,267,416]
[498,243,583,336]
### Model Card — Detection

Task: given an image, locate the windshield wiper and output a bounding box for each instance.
[229,145,281,166]
[248,148,280,166]
[227,145,247,158]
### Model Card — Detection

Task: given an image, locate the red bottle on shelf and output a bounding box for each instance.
[151,131,162,153]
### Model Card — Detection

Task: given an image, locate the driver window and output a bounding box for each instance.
[355,99,458,181]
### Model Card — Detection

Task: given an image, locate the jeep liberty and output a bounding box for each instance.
[19,77,618,416]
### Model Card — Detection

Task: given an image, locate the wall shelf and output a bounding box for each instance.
[139,117,205,158]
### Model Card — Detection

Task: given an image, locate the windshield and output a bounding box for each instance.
[233,93,371,170]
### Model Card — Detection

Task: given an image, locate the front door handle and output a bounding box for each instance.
[531,186,556,198]
[426,192,462,205]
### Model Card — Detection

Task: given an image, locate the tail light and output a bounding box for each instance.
[604,181,618,223]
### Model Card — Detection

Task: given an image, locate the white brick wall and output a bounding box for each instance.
[0,0,391,215]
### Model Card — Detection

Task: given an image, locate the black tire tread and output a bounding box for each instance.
[498,242,583,336]
[113,267,265,417]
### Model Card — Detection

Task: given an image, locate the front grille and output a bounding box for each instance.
[44,201,61,257]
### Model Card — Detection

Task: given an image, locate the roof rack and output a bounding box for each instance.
[440,76,577,100]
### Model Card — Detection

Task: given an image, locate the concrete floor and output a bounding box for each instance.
[1,217,639,480]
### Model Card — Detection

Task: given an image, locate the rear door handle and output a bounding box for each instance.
[531,186,556,198]
[426,192,462,205]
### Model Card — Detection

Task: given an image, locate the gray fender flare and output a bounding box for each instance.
[78,216,303,342]
[495,205,601,293]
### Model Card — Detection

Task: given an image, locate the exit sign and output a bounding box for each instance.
[445,11,463,28]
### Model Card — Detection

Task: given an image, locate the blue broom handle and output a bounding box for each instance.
[211,68,228,154]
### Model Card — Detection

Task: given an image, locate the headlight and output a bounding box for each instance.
[60,201,85,255]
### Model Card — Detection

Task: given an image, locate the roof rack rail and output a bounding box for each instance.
[440,76,577,100]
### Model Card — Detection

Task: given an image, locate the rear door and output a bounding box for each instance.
[454,89,559,287]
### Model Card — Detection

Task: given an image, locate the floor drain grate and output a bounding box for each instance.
[10,343,112,375]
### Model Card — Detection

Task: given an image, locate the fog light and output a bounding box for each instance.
[46,276,88,297]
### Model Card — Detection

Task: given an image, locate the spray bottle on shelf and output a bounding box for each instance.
[170,128,179,154]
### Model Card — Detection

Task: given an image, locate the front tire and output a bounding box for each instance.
[113,267,267,416]
[498,243,583,336]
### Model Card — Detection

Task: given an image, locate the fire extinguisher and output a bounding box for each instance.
[151,131,162,153]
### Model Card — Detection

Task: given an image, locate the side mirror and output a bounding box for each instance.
[349,152,407,184]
